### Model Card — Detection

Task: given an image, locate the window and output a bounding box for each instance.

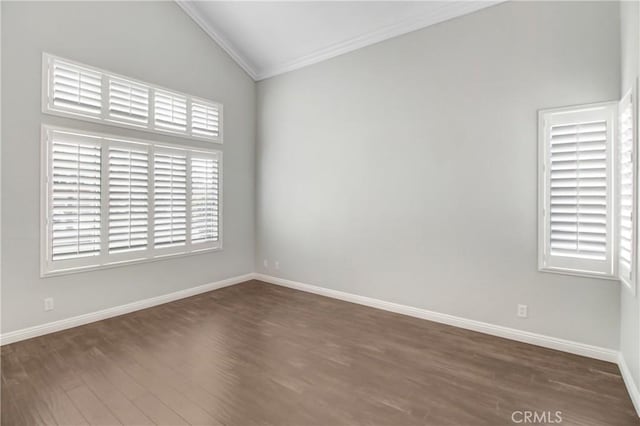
[108,144,149,254]
[619,89,637,292]
[49,59,102,117]
[48,133,102,268]
[154,91,187,132]
[191,99,221,139]
[43,53,223,143]
[538,103,616,278]
[108,77,150,125]
[153,149,187,250]
[41,126,222,276]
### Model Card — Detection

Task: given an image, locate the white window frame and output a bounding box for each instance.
[42,53,223,144]
[41,125,223,277]
[619,85,638,294]
[537,102,618,280]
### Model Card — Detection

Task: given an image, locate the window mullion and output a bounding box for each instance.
[186,151,192,252]
[187,96,193,138]
[101,74,108,121]
[100,139,109,264]
[148,145,156,257]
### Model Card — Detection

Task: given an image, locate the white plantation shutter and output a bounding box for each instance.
[191,154,220,244]
[549,121,608,259]
[48,130,102,264]
[539,104,615,277]
[44,54,223,143]
[42,126,222,275]
[191,100,221,139]
[108,78,149,124]
[154,151,187,248]
[154,91,187,132]
[619,90,636,289]
[49,58,102,116]
[108,145,149,254]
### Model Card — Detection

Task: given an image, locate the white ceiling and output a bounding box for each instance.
[176,1,502,81]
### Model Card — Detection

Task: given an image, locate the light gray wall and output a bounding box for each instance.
[256,1,622,349]
[619,0,640,386]
[1,1,256,333]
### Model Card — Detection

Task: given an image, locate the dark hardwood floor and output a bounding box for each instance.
[1,280,638,425]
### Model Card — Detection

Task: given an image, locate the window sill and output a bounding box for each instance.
[41,246,222,278]
[538,266,619,282]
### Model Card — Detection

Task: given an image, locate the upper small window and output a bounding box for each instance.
[108,77,150,125]
[538,103,616,278]
[191,99,221,139]
[154,91,187,132]
[49,59,102,117]
[43,53,223,143]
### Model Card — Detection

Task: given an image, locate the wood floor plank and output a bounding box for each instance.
[78,369,154,426]
[67,385,122,426]
[2,280,638,425]
[131,393,189,426]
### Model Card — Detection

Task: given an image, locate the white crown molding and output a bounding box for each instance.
[254,273,619,363]
[0,273,256,346]
[255,1,504,80]
[175,0,504,82]
[175,0,258,80]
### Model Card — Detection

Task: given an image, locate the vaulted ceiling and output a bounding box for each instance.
[176,1,502,81]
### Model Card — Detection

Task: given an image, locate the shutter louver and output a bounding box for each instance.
[549,121,608,261]
[154,152,187,248]
[50,132,102,260]
[619,93,635,282]
[51,59,102,116]
[191,101,220,139]
[191,155,219,243]
[108,78,149,124]
[108,147,149,254]
[154,91,187,132]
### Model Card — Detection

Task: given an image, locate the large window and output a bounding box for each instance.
[42,53,223,143]
[538,103,616,279]
[41,126,221,276]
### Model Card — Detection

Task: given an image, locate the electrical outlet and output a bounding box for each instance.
[263,259,269,269]
[44,297,54,311]
[517,304,528,318]
[274,261,280,270]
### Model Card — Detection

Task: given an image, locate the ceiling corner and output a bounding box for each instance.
[175,0,258,81]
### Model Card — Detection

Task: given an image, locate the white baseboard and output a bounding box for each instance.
[0,273,256,346]
[619,353,640,417]
[254,273,619,363]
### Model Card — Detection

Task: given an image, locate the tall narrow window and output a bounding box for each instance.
[154,150,187,249]
[619,89,636,292]
[45,129,102,272]
[538,103,616,278]
[108,145,149,254]
[191,153,220,245]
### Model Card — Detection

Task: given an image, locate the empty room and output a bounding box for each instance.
[2,0,640,424]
